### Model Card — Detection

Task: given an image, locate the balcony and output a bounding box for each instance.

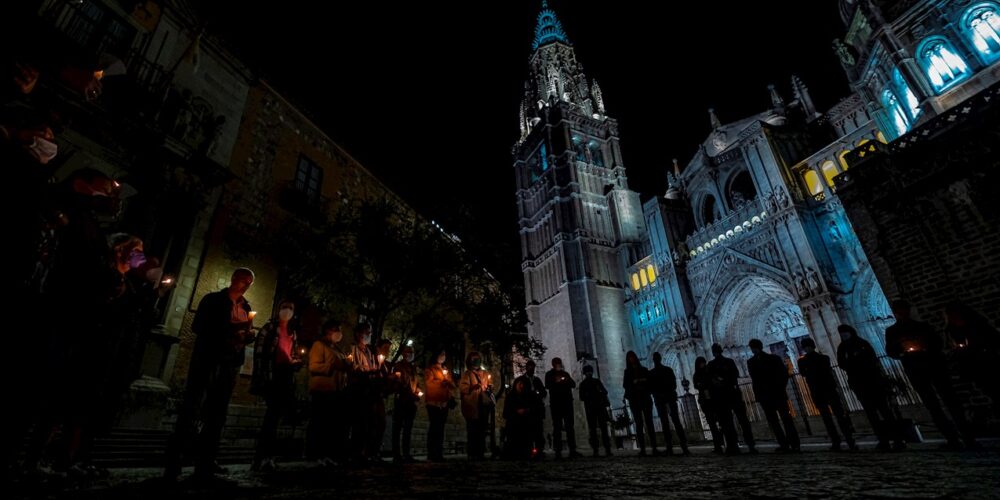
[685,197,768,260]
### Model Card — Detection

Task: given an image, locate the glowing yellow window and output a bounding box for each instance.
[821,160,839,187]
[857,139,870,147]
[838,150,851,170]
[876,131,888,144]
[803,170,823,196]
[631,273,640,290]
[640,271,648,287]
[646,265,656,284]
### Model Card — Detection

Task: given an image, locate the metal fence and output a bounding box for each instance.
[612,355,923,442]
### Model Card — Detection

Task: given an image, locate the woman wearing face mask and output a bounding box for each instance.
[424,348,455,462]
[460,351,491,461]
[250,300,302,472]
[347,322,379,463]
[391,345,421,463]
[307,319,350,467]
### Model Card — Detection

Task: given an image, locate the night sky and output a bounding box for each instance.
[202,1,848,287]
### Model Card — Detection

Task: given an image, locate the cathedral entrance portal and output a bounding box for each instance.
[707,274,809,367]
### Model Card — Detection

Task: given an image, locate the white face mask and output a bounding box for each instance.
[278,308,293,321]
[26,136,58,164]
[437,354,446,364]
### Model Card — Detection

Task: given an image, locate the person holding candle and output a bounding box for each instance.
[885,300,975,449]
[513,360,547,457]
[502,377,539,459]
[391,345,421,463]
[460,351,492,460]
[424,348,455,462]
[164,267,255,483]
[250,300,303,472]
[544,357,580,459]
[369,339,393,462]
[347,322,379,464]
[307,319,350,466]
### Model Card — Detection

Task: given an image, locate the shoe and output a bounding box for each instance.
[568,451,583,459]
[830,443,842,452]
[892,441,907,451]
[939,441,964,451]
[592,449,600,457]
[392,456,403,465]
[681,448,691,456]
[189,472,236,488]
[774,446,791,453]
[259,458,277,472]
[604,449,613,457]
[664,448,674,456]
[66,463,89,480]
[211,461,229,475]
[651,449,661,456]
[747,447,759,454]
[846,440,858,451]
[553,452,562,460]
[637,449,647,456]
[403,455,418,463]
[725,448,741,456]
[712,447,725,454]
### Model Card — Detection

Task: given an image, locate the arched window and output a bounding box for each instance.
[727,170,757,207]
[640,271,648,287]
[821,160,839,187]
[919,38,970,92]
[631,273,640,291]
[572,135,587,162]
[892,68,921,120]
[588,141,605,167]
[838,150,851,170]
[966,4,1000,61]
[646,264,656,284]
[803,170,823,196]
[701,194,719,226]
[882,88,910,136]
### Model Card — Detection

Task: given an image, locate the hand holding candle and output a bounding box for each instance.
[248,311,257,322]
[377,353,385,365]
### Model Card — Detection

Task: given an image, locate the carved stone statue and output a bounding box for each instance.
[794,272,810,298]
[807,267,822,294]
[833,38,855,66]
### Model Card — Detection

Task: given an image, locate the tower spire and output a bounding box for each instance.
[792,75,820,121]
[708,108,722,129]
[533,0,570,50]
[768,84,786,112]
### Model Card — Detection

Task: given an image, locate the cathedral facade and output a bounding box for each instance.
[514,0,1000,401]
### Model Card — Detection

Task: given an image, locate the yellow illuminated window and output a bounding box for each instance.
[821,160,839,187]
[838,150,851,170]
[646,265,656,284]
[804,170,823,196]
[631,273,640,290]
[877,131,888,144]
[640,271,648,287]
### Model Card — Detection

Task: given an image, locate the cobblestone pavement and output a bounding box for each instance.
[12,440,1000,499]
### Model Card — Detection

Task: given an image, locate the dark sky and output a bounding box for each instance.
[203,1,849,287]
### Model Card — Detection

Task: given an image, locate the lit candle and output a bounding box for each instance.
[161,277,173,285]
[377,354,385,365]
[418,390,424,397]
[300,348,307,355]
[394,372,401,378]
[248,311,257,321]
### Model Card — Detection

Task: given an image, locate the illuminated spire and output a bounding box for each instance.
[533,0,570,50]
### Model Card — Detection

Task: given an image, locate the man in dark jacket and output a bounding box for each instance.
[747,339,799,452]
[799,337,855,450]
[649,352,689,455]
[513,360,547,456]
[707,344,756,454]
[164,268,255,482]
[391,345,421,463]
[885,300,975,449]
[544,358,581,458]
[577,364,612,457]
[836,324,904,451]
